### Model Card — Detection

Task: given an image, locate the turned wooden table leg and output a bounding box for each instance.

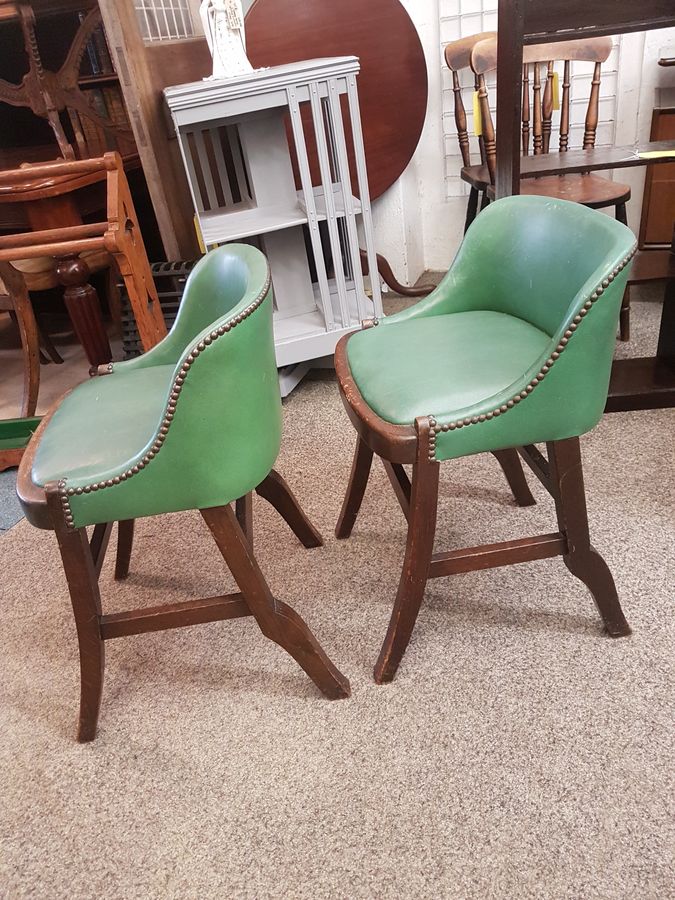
[55,253,112,369]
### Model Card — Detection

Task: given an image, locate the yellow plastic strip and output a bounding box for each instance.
[473,91,482,137]
[638,150,675,159]
[194,215,206,255]
[552,71,560,110]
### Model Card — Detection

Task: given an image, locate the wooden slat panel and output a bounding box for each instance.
[194,129,218,211]
[226,125,251,203]
[210,127,234,207]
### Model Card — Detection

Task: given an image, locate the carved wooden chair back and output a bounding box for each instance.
[470,35,613,183]
[0,4,135,161]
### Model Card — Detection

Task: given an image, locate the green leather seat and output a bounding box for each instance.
[335,195,637,685]
[348,311,551,427]
[346,195,637,461]
[24,243,282,528]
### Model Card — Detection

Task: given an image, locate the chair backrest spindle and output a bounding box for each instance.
[452,70,471,168]
[522,64,530,155]
[476,73,497,183]
[542,61,554,153]
[583,61,602,149]
[559,60,571,151]
[532,64,543,155]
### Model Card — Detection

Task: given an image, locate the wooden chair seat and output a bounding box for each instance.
[462,165,631,211]
[518,174,631,209]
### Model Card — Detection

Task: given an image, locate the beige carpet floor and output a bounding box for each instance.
[1,294,674,899]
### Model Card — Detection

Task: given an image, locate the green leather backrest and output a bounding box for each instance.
[116,243,270,371]
[456,196,628,335]
[384,196,635,340]
[54,244,283,526]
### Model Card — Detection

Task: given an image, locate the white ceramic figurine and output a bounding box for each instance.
[200,0,253,79]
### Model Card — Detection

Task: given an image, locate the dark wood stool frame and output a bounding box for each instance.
[334,334,630,684]
[18,413,350,742]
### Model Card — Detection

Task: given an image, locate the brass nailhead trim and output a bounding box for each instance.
[427,245,636,457]
[58,270,272,527]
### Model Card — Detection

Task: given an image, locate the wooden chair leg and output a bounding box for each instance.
[46,490,105,742]
[382,460,411,521]
[464,187,480,233]
[619,285,630,342]
[374,420,440,684]
[335,437,374,539]
[235,493,253,548]
[547,437,630,637]
[1,263,40,417]
[201,504,350,699]
[615,202,628,226]
[492,449,536,507]
[114,519,135,581]
[255,470,322,548]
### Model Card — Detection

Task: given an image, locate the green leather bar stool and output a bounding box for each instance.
[17,244,349,742]
[335,195,637,684]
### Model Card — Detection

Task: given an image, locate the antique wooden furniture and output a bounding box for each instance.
[17,243,350,742]
[444,32,495,233]
[638,86,675,250]
[0,2,136,162]
[335,196,636,682]
[165,57,383,394]
[493,0,675,414]
[0,153,166,369]
[446,34,632,234]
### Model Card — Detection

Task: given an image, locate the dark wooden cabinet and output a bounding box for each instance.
[640,108,675,248]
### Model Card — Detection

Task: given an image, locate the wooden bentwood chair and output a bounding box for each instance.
[17,244,349,742]
[335,196,636,683]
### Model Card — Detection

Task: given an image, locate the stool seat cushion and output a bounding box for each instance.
[346,311,551,426]
[32,364,176,487]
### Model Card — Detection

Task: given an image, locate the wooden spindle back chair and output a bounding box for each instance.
[445,34,632,340]
[444,32,495,232]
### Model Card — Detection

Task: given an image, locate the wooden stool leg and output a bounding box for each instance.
[547,437,630,636]
[255,470,322,548]
[464,187,480,233]
[201,505,350,699]
[335,437,374,538]
[374,426,440,684]
[382,460,411,521]
[619,285,630,342]
[114,519,135,581]
[235,493,253,548]
[492,449,536,507]
[47,491,105,742]
[615,202,628,226]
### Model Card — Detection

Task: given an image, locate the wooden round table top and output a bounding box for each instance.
[245,0,428,200]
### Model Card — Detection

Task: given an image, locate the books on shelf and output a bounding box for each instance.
[78,11,114,76]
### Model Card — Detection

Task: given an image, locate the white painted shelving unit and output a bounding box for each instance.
[164,57,383,391]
